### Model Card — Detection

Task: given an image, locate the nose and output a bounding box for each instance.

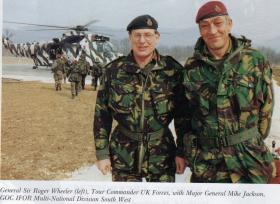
[138,35,146,43]
[208,23,218,34]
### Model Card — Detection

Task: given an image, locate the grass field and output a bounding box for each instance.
[273,66,280,85]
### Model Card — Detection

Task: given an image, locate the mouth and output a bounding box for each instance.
[137,47,148,51]
[207,36,221,41]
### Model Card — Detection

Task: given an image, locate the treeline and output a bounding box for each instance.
[112,38,193,63]
[112,38,280,66]
[257,46,280,66]
[157,45,193,63]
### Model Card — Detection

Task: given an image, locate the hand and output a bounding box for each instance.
[96,159,112,175]
[175,156,186,174]
[275,148,280,156]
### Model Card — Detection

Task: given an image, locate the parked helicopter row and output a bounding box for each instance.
[2,20,122,69]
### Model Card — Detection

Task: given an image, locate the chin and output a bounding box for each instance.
[208,43,224,50]
[135,51,150,58]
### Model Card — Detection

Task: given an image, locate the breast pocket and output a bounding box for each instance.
[234,75,257,111]
[151,87,174,124]
[109,82,135,114]
[186,80,212,116]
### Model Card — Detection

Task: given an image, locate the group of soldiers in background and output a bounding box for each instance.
[51,52,103,99]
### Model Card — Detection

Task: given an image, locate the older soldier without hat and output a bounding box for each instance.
[183,1,275,183]
[93,15,188,182]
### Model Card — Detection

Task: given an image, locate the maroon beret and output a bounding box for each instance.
[196,1,228,23]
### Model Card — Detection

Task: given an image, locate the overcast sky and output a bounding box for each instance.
[2,0,280,42]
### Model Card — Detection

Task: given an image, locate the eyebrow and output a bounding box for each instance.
[200,16,226,23]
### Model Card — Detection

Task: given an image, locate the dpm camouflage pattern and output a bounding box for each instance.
[91,61,102,91]
[94,50,188,182]
[78,56,91,89]
[78,57,91,75]
[68,62,83,96]
[183,35,274,183]
[51,58,66,90]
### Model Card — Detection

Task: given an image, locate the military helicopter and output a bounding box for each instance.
[2,20,121,69]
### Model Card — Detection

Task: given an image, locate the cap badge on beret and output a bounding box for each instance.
[214,5,221,12]
[126,14,158,31]
[147,18,153,26]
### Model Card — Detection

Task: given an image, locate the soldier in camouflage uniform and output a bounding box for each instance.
[51,53,66,91]
[68,60,83,99]
[61,54,70,84]
[91,59,102,91]
[78,52,90,90]
[183,1,275,183]
[94,15,187,182]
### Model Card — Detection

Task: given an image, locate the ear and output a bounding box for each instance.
[227,18,233,32]
[155,31,160,44]
[128,31,133,42]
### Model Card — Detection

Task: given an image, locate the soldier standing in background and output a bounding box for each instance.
[78,52,90,90]
[183,1,275,183]
[61,54,69,84]
[91,59,102,91]
[93,15,188,182]
[51,53,66,91]
[68,60,83,99]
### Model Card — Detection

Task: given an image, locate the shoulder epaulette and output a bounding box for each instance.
[238,35,252,48]
[104,56,126,68]
[165,55,184,67]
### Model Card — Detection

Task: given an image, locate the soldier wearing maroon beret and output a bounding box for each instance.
[182,1,275,183]
[196,1,228,23]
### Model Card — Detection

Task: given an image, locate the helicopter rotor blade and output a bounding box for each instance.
[25,28,73,31]
[4,21,73,29]
[83,19,99,27]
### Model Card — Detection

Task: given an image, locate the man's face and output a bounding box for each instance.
[199,16,232,51]
[129,29,159,59]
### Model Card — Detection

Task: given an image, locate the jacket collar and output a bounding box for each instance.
[122,49,164,73]
[193,34,251,67]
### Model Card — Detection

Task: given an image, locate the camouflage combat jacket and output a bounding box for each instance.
[51,58,65,74]
[94,50,188,173]
[78,58,90,75]
[183,35,274,183]
[68,63,83,82]
[91,61,102,77]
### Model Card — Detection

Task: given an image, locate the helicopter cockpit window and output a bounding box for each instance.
[103,42,118,60]
[103,42,116,53]
[96,42,104,52]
